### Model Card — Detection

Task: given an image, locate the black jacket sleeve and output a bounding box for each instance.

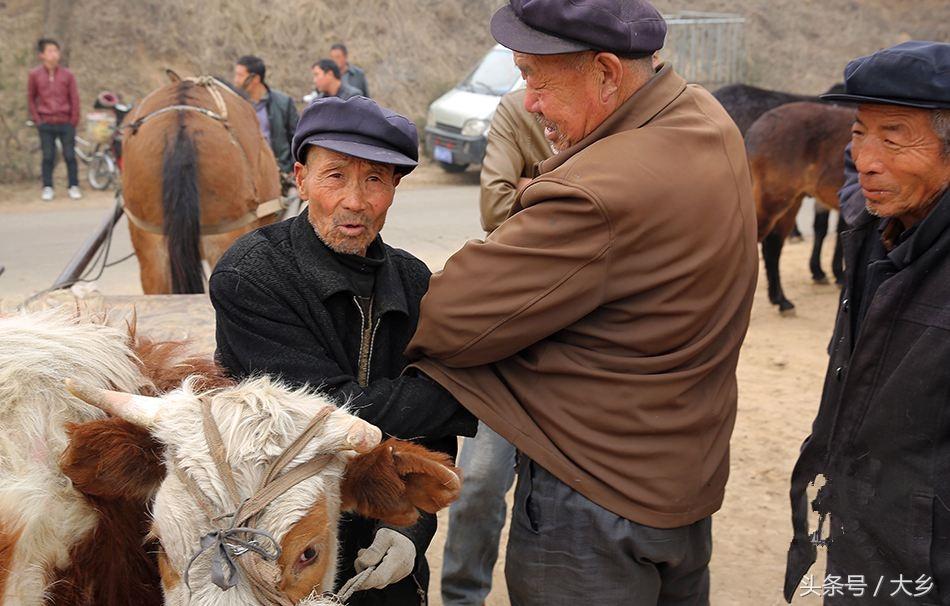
[210,268,476,440]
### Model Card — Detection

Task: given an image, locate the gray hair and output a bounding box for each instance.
[933,109,950,157]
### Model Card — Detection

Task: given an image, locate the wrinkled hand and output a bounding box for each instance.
[353,528,416,591]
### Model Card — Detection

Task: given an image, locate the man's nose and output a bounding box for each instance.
[339,182,367,211]
[853,139,885,176]
[524,89,541,114]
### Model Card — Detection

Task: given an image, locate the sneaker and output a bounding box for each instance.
[41,187,54,201]
[68,186,82,200]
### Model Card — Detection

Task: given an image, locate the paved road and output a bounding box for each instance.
[0,185,483,305]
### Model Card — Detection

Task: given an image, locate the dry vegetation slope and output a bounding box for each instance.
[1,0,948,183]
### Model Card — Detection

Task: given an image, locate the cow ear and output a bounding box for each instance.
[340,438,461,527]
[61,417,166,501]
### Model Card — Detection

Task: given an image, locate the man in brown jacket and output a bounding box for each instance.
[407,0,758,603]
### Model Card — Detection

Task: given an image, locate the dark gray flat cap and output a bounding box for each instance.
[821,41,950,110]
[292,96,419,174]
[490,0,667,56]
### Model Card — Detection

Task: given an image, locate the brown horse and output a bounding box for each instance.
[121,73,282,294]
[745,101,855,314]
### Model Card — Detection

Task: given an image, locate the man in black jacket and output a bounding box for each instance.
[785,41,950,604]
[210,95,475,605]
[233,55,299,174]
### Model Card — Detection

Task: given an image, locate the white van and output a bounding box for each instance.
[424,45,524,173]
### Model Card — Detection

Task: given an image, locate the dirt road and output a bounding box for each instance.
[0,181,838,604]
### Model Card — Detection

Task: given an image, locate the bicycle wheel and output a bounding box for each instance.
[87,153,115,190]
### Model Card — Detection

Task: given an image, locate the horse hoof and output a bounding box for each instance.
[779,302,796,316]
[788,235,804,244]
[813,276,830,285]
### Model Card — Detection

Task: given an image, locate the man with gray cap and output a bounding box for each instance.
[407,0,757,603]
[785,41,950,604]
[209,96,476,605]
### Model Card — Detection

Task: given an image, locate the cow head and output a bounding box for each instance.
[65,375,460,605]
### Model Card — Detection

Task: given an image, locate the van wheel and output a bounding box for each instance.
[438,161,469,173]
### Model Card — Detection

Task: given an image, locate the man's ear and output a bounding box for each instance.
[293,160,307,199]
[594,52,624,102]
[393,172,402,188]
[340,438,461,527]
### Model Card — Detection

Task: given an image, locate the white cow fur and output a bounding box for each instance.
[0,309,150,605]
[153,377,355,606]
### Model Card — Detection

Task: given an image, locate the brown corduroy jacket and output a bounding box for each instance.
[407,65,757,529]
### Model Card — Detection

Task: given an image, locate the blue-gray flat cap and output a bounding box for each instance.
[292,96,419,174]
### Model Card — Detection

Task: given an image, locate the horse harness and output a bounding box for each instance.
[122,76,285,236]
[176,399,370,605]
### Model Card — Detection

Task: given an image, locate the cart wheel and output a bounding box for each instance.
[88,154,115,190]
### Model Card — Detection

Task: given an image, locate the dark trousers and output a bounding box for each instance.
[38,123,78,187]
[506,456,712,606]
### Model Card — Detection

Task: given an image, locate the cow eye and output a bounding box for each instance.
[298,546,319,565]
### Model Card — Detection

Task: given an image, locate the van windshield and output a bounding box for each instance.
[460,48,521,96]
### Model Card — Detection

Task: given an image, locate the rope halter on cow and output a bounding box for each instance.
[63,379,381,606]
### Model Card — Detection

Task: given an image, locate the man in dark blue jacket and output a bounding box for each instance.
[210,96,475,605]
[786,41,950,604]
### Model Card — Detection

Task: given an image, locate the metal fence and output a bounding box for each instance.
[662,12,745,90]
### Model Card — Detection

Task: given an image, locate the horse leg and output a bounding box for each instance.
[128,225,172,294]
[763,202,801,315]
[832,213,847,285]
[810,207,830,284]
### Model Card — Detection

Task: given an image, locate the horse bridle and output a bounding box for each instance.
[121,76,285,237]
[175,399,339,606]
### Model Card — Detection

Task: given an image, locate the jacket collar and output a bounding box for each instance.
[289,210,409,318]
[885,186,950,270]
[537,63,687,176]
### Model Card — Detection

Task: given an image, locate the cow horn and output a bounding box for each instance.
[65,379,163,428]
[343,418,382,454]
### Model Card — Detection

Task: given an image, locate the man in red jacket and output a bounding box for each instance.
[27,38,81,201]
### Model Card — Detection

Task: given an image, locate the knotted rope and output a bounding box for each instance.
[176,400,353,606]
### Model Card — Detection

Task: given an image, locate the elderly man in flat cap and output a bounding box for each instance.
[785,41,950,605]
[209,96,476,605]
[407,0,757,603]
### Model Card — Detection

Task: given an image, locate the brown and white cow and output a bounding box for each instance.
[0,309,460,605]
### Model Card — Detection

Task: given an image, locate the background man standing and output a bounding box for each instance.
[408,0,758,603]
[233,55,299,175]
[331,43,370,97]
[312,59,362,100]
[27,38,81,201]
[440,86,551,606]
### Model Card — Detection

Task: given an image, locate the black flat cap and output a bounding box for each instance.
[821,41,950,109]
[292,96,419,174]
[490,0,666,56]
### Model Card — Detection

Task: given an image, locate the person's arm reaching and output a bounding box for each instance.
[408,183,611,367]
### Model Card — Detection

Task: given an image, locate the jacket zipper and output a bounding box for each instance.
[352,297,378,387]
